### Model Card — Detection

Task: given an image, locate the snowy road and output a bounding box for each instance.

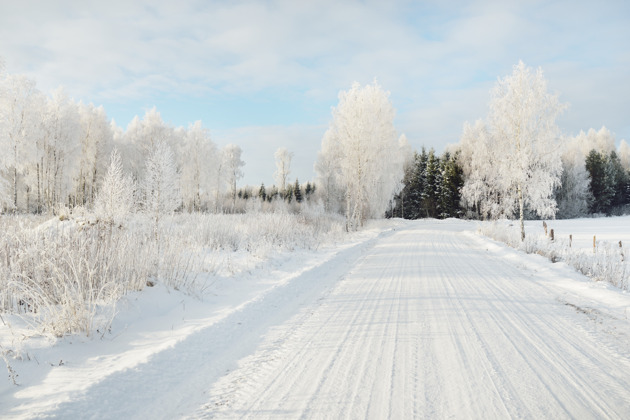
[5,220,630,419]
[192,221,630,419]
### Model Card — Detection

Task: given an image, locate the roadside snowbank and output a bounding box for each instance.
[478,216,630,291]
[0,217,402,416]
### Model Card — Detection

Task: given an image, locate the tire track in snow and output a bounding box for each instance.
[14,220,630,419]
[190,220,630,419]
[5,228,394,420]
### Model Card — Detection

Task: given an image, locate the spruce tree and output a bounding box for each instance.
[294,179,303,203]
[438,152,464,218]
[422,149,440,218]
[407,149,427,219]
[305,181,312,199]
[258,183,267,201]
[609,151,628,210]
[585,149,614,214]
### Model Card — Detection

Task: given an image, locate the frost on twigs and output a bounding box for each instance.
[94,148,135,227]
[461,61,567,240]
[0,210,345,338]
[315,80,406,230]
[479,221,628,291]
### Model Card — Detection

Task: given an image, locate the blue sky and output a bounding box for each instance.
[1,0,629,186]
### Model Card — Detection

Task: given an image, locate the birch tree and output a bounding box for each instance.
[462,61,566,240]
[222,144,244,212]
[41,88,80,211]
[273,147,293,194]
[314,130,344,213]
[125,107,173,182]
[0,74,41,211]
[75,102,111,207]
[316,81,404,230]
[178,121,217,212]
[556,137,592,218]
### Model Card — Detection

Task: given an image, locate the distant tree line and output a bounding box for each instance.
[387,135,630,221]
[386,148,464,219]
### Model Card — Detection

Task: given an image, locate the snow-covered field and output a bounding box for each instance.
[479,216,630,291]
[526,216,630,250]
[2,217,630,418]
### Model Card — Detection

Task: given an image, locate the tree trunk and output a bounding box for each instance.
[37,161,41,214]
[13,165,18,211]
[518,183,525,241]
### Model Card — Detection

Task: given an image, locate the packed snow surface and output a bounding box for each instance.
[2,219,630,419]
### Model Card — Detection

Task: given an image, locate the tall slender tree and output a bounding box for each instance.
[315,81,405,230]
[462,61,566,240]
[274,147,293,195]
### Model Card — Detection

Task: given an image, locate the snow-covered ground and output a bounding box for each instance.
[525,216,630,251]
[2,218,630,418]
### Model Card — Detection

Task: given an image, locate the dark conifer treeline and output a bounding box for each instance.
[585,150,630,215]
[388,147,630,220]
[387,148,464,219]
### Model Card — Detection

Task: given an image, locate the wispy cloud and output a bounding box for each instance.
[1,0,628,184]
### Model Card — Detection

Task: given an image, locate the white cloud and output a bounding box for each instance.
[0,0,628,183]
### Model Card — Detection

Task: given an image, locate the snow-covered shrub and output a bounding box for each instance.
[479,220,629,291]
[94,148,135,225]
[0,209,346,337]
[0,220,149,336]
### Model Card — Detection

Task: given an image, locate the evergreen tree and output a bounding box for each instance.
[305,181,313,199]
[285,183,294,203]
[258,183,267,201]
[585,149,614,214]
[438,152,464,218]
[608,151,629,210]
[413,149,428,218]
[294,179,303,203]
[422,149,440,218]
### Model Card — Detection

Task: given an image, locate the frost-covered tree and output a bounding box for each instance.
[316,81,404,230]
[314,130,344,213]
[125,108,174,182]
[178,121,217,212]
[274,147,293,195]
[555,137,592,218]
[575,127,616,157]
[74,102,111,207]
[222,144,245,212]
[0,175,9,212]
[94,148,134,225]
[0,74,41,211]
[461,61,566,240]
[460,121,502,219]
[143,141,180,237]
[618,140,630,171]
[40,88,81,211]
